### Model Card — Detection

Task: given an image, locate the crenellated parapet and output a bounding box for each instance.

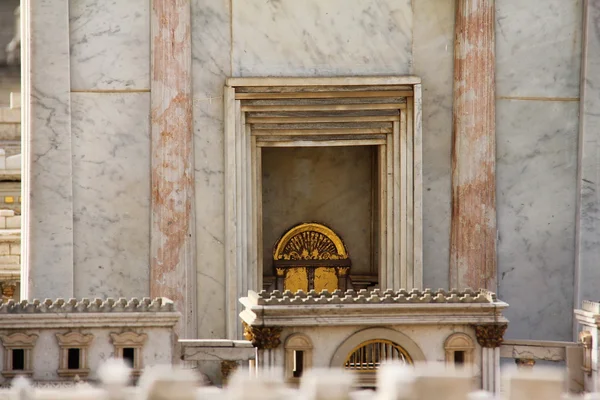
[251,288,499,306]
[0,297,176,314]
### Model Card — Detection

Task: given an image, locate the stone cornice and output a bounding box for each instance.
[240,290,508,327]
[0,298,180,329]
[0,312,180,329]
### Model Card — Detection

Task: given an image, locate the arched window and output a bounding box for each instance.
[284,333,313,383]
[344,339,412,372]
[444,333,475,366]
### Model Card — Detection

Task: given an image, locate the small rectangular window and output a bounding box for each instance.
[454,350,465,365]
[67,348,80,370]
[122,347,135,367]
[293,350,304,378]
[12,349,24,370]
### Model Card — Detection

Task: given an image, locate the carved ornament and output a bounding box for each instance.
[221,360,239,383]
[273,223,351,292]
[474,324,507,348]
[243,322,282,350]
[273,223,348,261]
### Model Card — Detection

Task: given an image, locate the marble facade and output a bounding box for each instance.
[20,0,597,385]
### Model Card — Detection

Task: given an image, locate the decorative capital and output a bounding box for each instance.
[579,331,592,348]
[243,322,282,350]
[474,324,507,348]
[1,281,17,299]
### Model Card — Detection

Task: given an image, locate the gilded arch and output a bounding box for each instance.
[273,223,351,292]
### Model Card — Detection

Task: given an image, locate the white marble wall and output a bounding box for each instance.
[68,0,151,298]
[191,0,230,343]
[496,0,582,341]
[576,0,600,316]
[231,0,413,77]
[71,93,150,298]
[69,0,149,90]
[23,0,591,351]
[413,0,455,290]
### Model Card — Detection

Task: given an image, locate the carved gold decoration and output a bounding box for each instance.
[286,267,308,293]
[274,223,348,261]
[221,360,239,384]
[1,281,17,299]
[273,223,350,292]
[243,322,283,350]
[580,331,593,374]
[314,267,338,293]
[474,324,507,348]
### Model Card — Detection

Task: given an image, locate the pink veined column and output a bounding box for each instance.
[450,0,497,291]
[150,0,196,338]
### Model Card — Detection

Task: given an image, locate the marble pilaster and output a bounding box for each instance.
[413,0,455,289]
[21,0,74,298]
[191,0,230,341]
[150,0,196,339]
[450,0,497,291]
[576,0,600,325]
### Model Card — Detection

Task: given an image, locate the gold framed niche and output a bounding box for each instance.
[273,222,351,292]
[224,77,423,339]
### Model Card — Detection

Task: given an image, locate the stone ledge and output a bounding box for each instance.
[180,340,255,362]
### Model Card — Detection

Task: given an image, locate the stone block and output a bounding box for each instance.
[505,368,564,400]
[0,243,10,256]
[10,243,20,255]
[6,154,20,170]
[6,216,20,229]
[9,92,20,109]
[0,108,20,123]
[0,255,20,265]
[0,218,7,229]
[0,210,14,217]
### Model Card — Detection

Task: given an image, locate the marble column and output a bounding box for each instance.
[450,0,497,290]
[576,0,600,331]
[475,324,506,393]
[243,323,282,369]
[21,0,74,299]
[150,0,196,339]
